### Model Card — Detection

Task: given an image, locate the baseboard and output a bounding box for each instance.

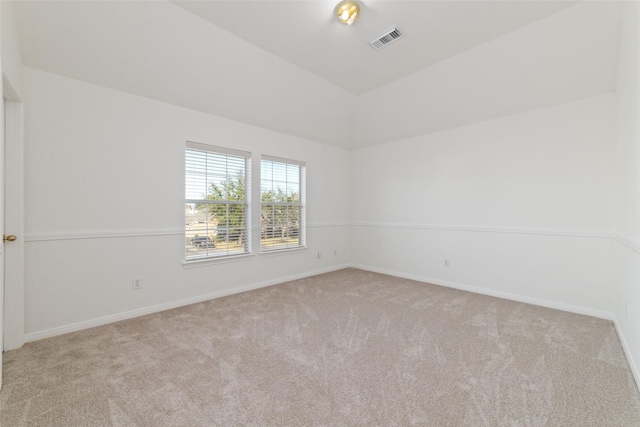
[24,263,351,343]
[613,317,640,393]
[23,262,615,341]
[350,263,614,320]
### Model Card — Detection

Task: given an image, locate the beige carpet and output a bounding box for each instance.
[2,268,639,426]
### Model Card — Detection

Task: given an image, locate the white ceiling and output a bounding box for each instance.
[173,1,576,95]
[353,1,621,148]
[11,1,621,149]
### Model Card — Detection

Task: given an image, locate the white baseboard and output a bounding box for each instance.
[613,317,640,393]
[22,261,615,342]
[350,263,614,320]
[24,264,351,343]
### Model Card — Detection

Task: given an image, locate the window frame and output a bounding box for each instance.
[185,142,251,262]
[260,155,306,253]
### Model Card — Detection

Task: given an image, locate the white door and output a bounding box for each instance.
[1,78,25,390]
[0,75,25,390]
[0,99,6,389]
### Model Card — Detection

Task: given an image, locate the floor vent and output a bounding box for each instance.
[369,26,403,50]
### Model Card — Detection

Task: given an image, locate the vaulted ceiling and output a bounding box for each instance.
[12,1,621,149]
[173,1,576,95]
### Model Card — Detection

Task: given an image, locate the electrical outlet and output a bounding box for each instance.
[334,249,337,256]
[132,277,142,290]
[444,259,450,268]
[318,252,323,259]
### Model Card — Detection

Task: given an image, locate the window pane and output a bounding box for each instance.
[186,145,250,260]
[260,158,305,252]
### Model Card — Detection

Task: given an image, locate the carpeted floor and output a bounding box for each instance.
[2,268,639,426]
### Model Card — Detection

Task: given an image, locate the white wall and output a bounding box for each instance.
[614,1,640,385]
[351,94,615,317]
[23,67,351,339]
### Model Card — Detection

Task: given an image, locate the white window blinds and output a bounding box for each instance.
[260,156,306,252]
[185,142,251,260]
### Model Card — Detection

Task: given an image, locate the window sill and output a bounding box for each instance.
[182,253,254,268]
[259,246,308,257]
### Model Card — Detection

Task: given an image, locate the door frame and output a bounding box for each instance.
[3,72,25,351]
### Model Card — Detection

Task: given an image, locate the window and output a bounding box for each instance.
[185,142,250,260]
[260,156,306,252]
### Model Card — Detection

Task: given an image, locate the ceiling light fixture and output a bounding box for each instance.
[336,0,360,26]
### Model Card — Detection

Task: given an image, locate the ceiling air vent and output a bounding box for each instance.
[369,26,403,51]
